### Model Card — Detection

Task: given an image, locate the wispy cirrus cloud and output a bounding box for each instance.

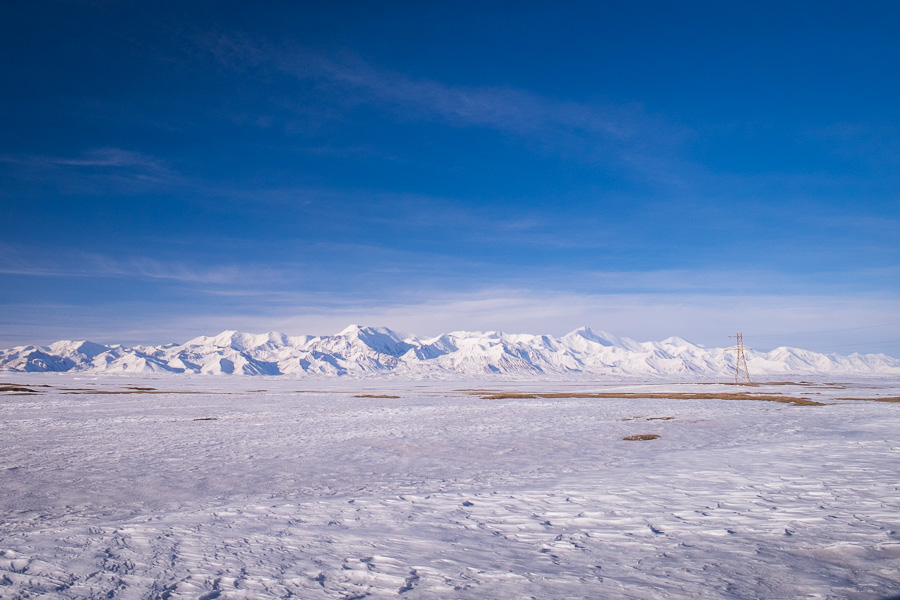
[200,34,692,180]
[4,234,897,306]
[312,58,690,177]
[0,147,184,191]
[0,244,256,286]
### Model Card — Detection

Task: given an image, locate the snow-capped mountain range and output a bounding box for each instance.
[2,325,899,378]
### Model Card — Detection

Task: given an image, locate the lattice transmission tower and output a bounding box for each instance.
[728,333,752,384]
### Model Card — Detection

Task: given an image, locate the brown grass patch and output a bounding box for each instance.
[0,385,39,393]
[62,389,202,395]
[354,394,401,399]
[477,391,824,406]
[623,434,660,441]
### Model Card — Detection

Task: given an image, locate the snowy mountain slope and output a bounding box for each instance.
[2,324,899,378]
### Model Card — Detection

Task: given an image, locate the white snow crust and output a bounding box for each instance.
[0,377,898,598]
[2,325,899,378]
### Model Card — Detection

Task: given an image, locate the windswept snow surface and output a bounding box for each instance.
[2,325,900,378]
[1,377,899,599]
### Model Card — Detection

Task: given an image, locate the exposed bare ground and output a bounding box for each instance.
[354,394,401,399]
[623,434,660,441]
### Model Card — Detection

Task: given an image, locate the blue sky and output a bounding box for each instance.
[2,1,899,355]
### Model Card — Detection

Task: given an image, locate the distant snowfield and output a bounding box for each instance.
[1,376,898,599]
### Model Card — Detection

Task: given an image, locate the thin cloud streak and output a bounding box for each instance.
[203,35,691,179]
[0,246,260,286]
[307,54,691,177]
[3,240,895,302]
[0,148,185,190]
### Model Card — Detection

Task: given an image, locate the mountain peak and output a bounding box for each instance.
[335,325,411,357]
[564,326,615,345]
[47,340,110,357]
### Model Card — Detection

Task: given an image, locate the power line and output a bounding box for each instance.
[802,339,900,351]
[744,321,900,338]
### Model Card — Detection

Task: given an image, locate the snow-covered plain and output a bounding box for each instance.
[1,376,899,599]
